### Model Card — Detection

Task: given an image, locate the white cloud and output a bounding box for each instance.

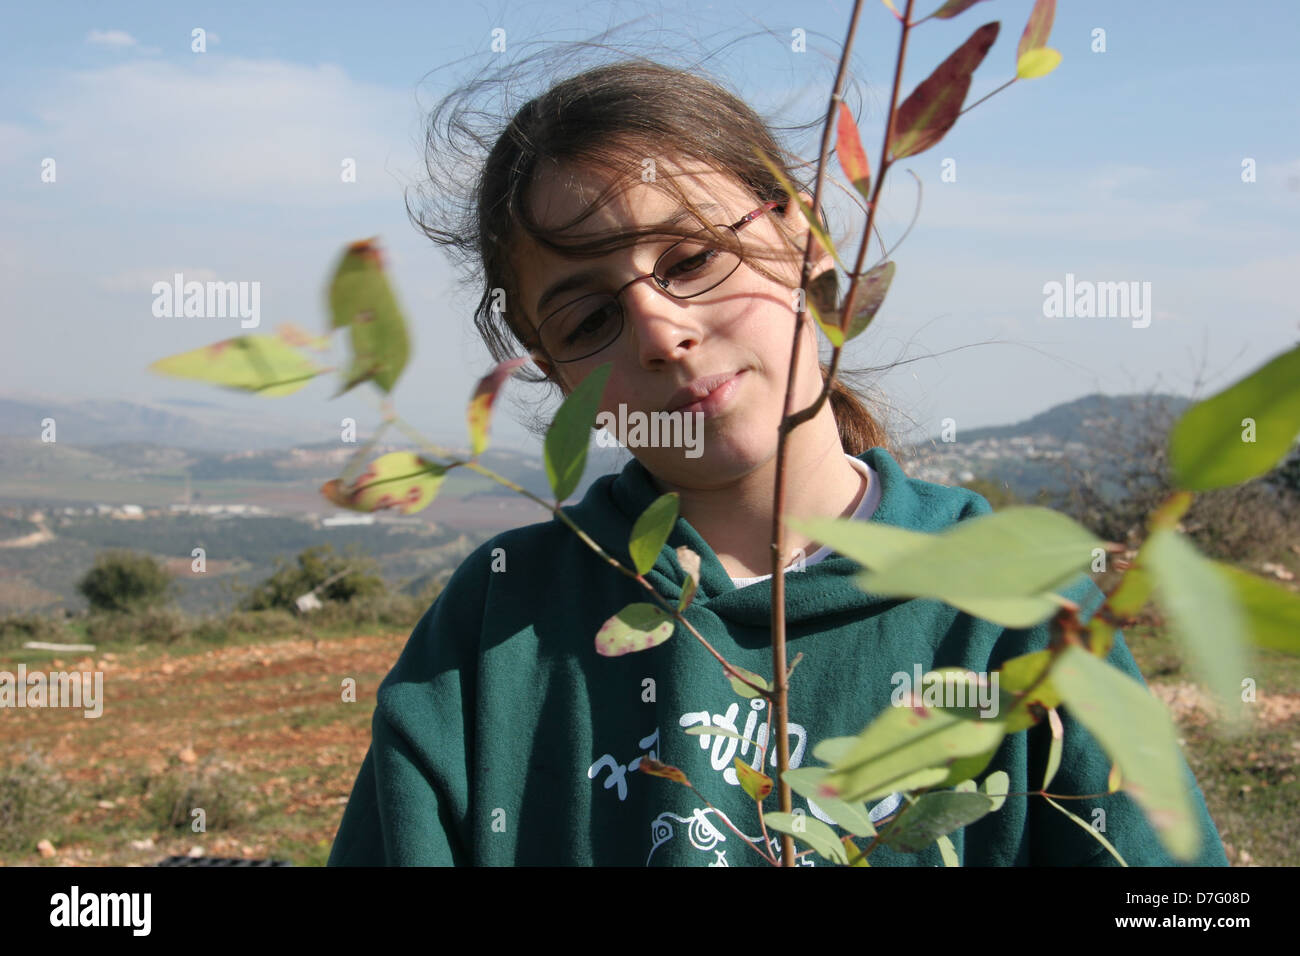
[86,29,138,49]
[4,57,419,206]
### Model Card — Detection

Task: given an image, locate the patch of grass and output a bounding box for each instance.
[141,754,261,833]
[0,747,76,856]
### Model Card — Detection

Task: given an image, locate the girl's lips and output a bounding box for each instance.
[675,370,744,418]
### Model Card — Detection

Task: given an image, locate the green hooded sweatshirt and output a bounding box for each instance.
[328,446,1228,867]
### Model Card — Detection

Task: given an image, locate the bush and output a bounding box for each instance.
[86,606,191,646]
[142,754,257,832]
[242,544,386,612]
[0,613,67,651]
[191,609,304,644]
[308,591,428,631]
[0,748,73,857]
[77,549,171,613]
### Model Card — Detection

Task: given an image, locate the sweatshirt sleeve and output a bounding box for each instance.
[327,546,490,867]
[1022,579,1229,867]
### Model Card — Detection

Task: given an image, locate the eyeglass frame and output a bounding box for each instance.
[526,199,785,364]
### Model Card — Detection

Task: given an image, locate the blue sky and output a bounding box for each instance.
[2,0,1297,453]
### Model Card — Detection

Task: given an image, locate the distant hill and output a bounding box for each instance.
[947,393,1192,446]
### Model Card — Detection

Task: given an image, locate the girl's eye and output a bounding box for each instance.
[662,248,719,280]
[562,302,618,345]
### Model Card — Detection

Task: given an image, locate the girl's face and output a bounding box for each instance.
[512,156,832,490]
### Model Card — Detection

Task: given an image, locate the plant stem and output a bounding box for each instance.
[769,0,916,868]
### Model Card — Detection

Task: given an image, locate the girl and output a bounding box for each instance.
[328,58,1227,866]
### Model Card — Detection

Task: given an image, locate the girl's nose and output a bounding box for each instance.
[622,282,702,365]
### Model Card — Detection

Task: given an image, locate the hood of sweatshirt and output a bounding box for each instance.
[560,446,992,629]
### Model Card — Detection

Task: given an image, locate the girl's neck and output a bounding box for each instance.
[648,407,867,579]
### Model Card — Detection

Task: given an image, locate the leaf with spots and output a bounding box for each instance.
[734,757,773,803]
[638,758,691,788]
[320,452,448,515]
[328,239,411,395]
[594,602,675,657]
[467,358,527,457]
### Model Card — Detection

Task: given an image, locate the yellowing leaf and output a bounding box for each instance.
[320,452,447,515]
[638,758,691,788]
[594,602,674,657]
[151,335,326,397]
[467,358,527,457]
[734,757,773,802]
[1016,47,1062,79]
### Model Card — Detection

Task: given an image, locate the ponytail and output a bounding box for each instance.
[821,361,890,457]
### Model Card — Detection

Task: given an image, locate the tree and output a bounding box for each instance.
[77,549,171,613]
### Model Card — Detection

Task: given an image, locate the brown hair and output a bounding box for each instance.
[410,52,897,458]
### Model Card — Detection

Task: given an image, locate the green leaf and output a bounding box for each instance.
[835,102,871,202]
[727,663,771,700]
[996,648,1062,735]
[1168,343,1300,491]
[151,335,326,397]
[544,363,612,502]
[784,767,877,837]
[734,757,773,802]
[1043,794,1127,866]
[889,22,1000,161]
[319,452,447,515]
[929,0,990,20]
[1144,529,1250,728]
[467,358,527,457]
[791,511,1098,626]
[1016,47,1062,79]
[936,833,960,866]
[1043,707,1064,790]
[857,507,1103,599]
[629,493,679,575]
[812,736,857,765]
[983,770,1010,812]
[675,546,701,611]
[328,240,411,394]
[879,789,996,853]
[594,602,675,657]
[763,812,850,865]
[1017,0,1057,62]
[1049,645,1201,861]
[842,260,895,342]
[1109,564,1153,617]
[823,703,1007,804]
[752,147,844,271]
[1212,562,1300,653]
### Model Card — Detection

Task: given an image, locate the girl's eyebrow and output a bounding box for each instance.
[535,201,724,315]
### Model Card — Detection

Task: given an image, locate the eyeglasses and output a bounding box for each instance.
[530,200,783,364]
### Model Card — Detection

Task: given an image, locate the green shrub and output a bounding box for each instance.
[86,606,190,646]
[242,544,386,612]
[77,549,171,613]
[0,613,67,651]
